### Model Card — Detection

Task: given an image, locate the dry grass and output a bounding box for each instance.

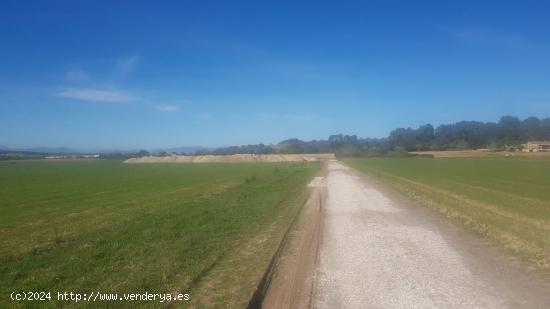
[410,150,550,158]
[345,157,550,276]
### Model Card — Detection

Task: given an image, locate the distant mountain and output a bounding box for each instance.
[155,146,212,154]
[95,149,138,154]
[22,147,77,154]
[2,146,213,155]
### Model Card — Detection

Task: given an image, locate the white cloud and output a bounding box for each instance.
[155,104,180,112]
[116,54,139,75]
[57,88,134,103]
[449,27,528,49]
[65,70,90,82]
[56,55,141,104]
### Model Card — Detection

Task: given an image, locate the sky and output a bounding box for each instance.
[1,0,550,151]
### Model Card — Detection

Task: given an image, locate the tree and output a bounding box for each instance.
[416,124,435,150]
[389,128,417,151]
[499,116,523,145]
[522,117,543,140]
[136,150,150,157]
[175,115,550,157]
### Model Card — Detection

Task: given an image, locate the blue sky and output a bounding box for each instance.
[1,1,550,151]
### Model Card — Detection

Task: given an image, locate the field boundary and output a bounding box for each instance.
[248,176,327,308]
[410,150,550,158]
[1,160,322,308]
[344,159,550,277]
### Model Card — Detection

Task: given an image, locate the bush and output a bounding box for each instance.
[245,175,257,183]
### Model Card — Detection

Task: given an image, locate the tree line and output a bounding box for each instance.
[387,116,550,152]
[152,115,550,157]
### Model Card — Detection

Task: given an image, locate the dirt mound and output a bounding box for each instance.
[124,153,335,163]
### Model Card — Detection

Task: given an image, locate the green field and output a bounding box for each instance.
[344,157,550,275]
[0,160,319,307]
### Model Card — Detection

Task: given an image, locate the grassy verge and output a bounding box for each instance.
[0,160,319,307]
[344,157,550,276]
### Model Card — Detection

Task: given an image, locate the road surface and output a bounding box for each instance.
[313,160,550,308]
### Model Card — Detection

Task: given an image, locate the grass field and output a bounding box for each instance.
[344,157,550,275]
[0,160,319,307]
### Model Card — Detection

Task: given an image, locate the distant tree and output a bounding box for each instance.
[542,118,550,138]
[498,116,523,145]
[416,124,435,150]
[180,115,550,157]
[136,150,150,157]
[277,139,309,153]
[521,117,543,140]
[389,128,417,151]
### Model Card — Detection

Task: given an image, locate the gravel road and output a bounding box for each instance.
[313,160,550,309]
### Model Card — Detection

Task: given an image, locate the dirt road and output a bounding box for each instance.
[313,161,550,308]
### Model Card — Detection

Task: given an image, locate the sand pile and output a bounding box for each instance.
[124,153,335,163]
